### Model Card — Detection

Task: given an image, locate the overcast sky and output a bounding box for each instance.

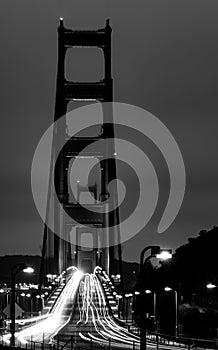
[0,0,217,262]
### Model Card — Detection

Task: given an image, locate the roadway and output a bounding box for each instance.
[2,267,187,350]
[62,272,141,349]
[2,268,83,346]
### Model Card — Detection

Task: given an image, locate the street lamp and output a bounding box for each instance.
[140,246,172,350]
[116,295,122,318]
[125,293,133,323]
[10,263,34,346]
[206,283,217,309]
[145,290,157,333]
[23,267,34,274]
[164,287,178,338]
[132,291,140,324]
[156,251,172,260]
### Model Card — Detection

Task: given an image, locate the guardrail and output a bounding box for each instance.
[1,331,218,350]
[0,334,139,350]
[52,335,139,350]
[147,330,218,349]
[125,324,218,350]
[1,325,218,349]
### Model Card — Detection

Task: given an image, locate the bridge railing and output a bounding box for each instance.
[1,332,218,350]
[0,334,139,350]
[126,325,218,350]
[146,330,218,350]
[54,335,139,350]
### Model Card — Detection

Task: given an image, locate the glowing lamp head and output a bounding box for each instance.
[156,250,172,260]
[207,283,216,289]
[164,287,172,292]
[145,289,152,294]
[23,266,34,273]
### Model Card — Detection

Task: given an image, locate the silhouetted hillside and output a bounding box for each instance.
[113,259,139,292]
[132,227,218,338]
[157,226,218,298]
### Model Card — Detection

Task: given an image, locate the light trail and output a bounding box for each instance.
[75,271,187,350]
[75,272,141,349]
[2,266,187,350]
[3,269,83,345]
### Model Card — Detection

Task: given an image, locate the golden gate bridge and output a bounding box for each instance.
[0,19,188,350]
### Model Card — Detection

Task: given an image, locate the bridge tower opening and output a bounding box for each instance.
[39,19,123,288]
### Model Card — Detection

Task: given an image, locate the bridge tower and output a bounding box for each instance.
[39,19,123,287]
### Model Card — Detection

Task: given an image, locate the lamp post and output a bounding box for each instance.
[125,294,129,322]
[0,288,4,318]
[132,291,140,324]
[116,295,122,318]
[125,293,133,323]
[164,287,178,338]
[145,290,157,333]
[140,246,172,350]
[10,264,34,346]
[206,283,217,308]
[128,293,133,324]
